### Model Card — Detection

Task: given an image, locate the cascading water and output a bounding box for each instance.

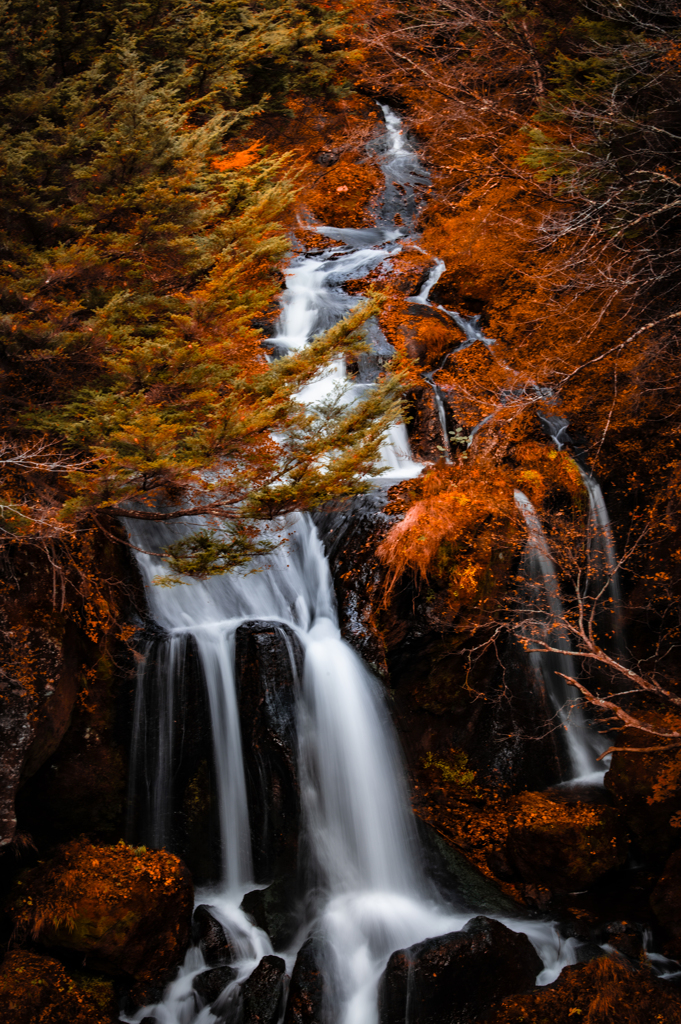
[578,469,626,657]
[514,490,607,780]
[422,372,453,461]
[124,108,579,1024]
[127,632,189,851]
[538,413,626,659]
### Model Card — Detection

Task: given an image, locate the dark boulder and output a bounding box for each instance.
[193,965,238,1007]
[651,847,681,958]
[353,322,396,383]
[5,838,193,986]
[235,621,303,884]
[192,904,236,965]
[598,920,646,961]
[505,791,626,891]
[0,681,36,848]
[0,949,107,1024]
[1,529,141,851]
[378,916,542,1024]
[312,491,401,671]
[315,149,339,166]
[283,936,329,1024]
[415,817,524,918]
[397,304,461,365]
[242,954,287,1024]
[605,733,681,859]
[241,874,301,951]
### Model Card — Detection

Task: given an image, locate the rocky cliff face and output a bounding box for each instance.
[0,529,141,853]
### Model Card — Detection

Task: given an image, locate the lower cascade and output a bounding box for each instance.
[123,108,581,1024]
[126,514,574,1024]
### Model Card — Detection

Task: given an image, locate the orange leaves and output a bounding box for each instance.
[377,456,520,617]
[211,140,262,172]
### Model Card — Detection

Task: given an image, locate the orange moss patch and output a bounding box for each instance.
[485,955,681,1024]
[377,457,520,620]
[0,949,108,1024]
[606,724,681,855]
[506,792,626,890]
[303,159,384,229]
[6,838,193,983]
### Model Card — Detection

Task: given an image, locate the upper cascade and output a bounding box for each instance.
[124,108,581,1024]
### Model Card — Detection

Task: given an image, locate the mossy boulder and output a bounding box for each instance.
[485,955,681,1024]
[378,916,542,1024]
[5,838,192,984]
[650,847,681,958]
[505,792,625,890]
[605,737,681,858]
[0,949,110,1024]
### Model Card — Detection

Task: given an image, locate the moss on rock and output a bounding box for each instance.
[485,955,681,1024]
[6,837,192,984]
[0,949,109,1024]
[505,792,625,891]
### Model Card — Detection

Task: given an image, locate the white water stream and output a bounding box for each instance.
[514,490,608,781]
[124,109,579,1024]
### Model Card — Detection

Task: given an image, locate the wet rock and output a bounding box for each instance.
[283,936,328,1024]
[5,837,193,984]
[415,816,524,917]
[389,255,436,297]
[353,321,395,383]
[597,920,646,961]
[574,940,610,964]
[605,736,681,858]
[485,954,681,1024]
[192,904,236,965]
[396,304,460,365]
[406,385,452,462]
[0,621,81,849]
[0,529,141,850]
[241,873,301,951]
[651,847,681,957]
[17,739,127,849]
[193,964,238,1006]
[315,149,339,166]
[378,916,542,1024]
[505,791,626,891]
[235,621,303,883]
[0,949,107,1024]
[313,491,400,670]
[389,633,569,799]
[242,954,287,1024]
[0,683,35,848]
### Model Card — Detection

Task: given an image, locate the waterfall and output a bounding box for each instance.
[537,413,626,659]
[578,468,626,659]
[422,371,452,461]
[409,259,446,305]
[514,490,606,780]
[127,633,186,851]
[124,108,578,1024]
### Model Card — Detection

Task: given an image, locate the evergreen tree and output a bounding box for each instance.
[0,0,400,576]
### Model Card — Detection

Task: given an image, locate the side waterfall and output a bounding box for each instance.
[514,490,608,780]
[538,413,626,659]
[125,109,577,1024]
